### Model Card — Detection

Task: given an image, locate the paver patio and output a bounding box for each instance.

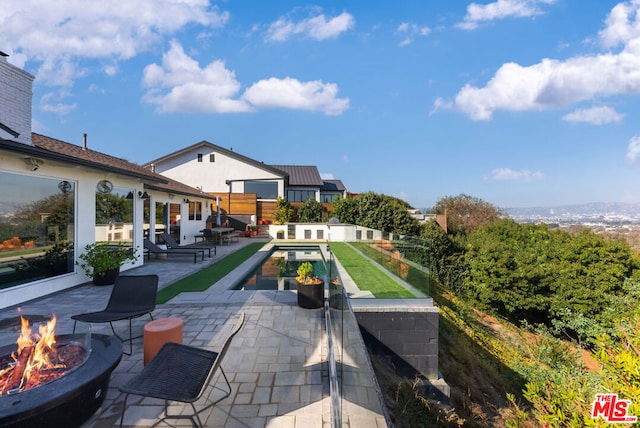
[0,237,388,427]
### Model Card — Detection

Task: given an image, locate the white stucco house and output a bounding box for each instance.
[145,142,348,227]
[0,54,212,309]
[0,53,349,309]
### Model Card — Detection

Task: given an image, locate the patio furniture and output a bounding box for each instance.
[143,239,205,263]
[71,274,158,355]
[221,230,242,244]
[160,232,216,257]
[144,317,183,366]
[118,312,245,428]
[202,228,216,244]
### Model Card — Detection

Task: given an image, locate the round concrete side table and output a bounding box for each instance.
[143,317,183,366]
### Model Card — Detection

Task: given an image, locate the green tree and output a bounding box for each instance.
[465,219,640,344]
[432,193,504,235]
[298,197,324,223]
[353,192,419,235]
[331,192,418,235]
[273,196,295,225]
[420,219,468,290]
[332,195,358,224]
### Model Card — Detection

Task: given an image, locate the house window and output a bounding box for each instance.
[209,154,215,162]
[96,186,134,243]
[188,201,202,221]
[287,190,316,203]
[245,181,278,199]
[320,193,339,203]
[0,171,76,289]
[197,153,203,162]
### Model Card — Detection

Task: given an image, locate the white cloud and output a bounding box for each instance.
[562,106,624,124]
[243,77,349,115]
[142,41,250,113]
[599,0,640,48]
[2,0,229,87]
[484,168,544,182]
[396,22,431,47]
[320,173,335,180]
[440,2,640,120]
[625,135,640,164]
[39,90,77,115]
[143,41,350,115]
[457,0,556,30]
[266,10,354,42]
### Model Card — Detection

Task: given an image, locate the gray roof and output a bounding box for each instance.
[321,180,346,192]
[270,165,324,187]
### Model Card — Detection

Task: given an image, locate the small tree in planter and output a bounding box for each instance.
[77,242,138,285]
[273,196,295,225]
[296,261,324,309]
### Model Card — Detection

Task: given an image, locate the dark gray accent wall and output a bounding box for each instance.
[351,299,439,380]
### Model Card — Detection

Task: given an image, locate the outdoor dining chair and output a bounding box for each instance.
[118,312,245,428]
[71,274,158,355]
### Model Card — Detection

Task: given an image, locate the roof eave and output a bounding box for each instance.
[0,139,167,184]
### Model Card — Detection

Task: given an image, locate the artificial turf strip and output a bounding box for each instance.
[156,242,264,304]
[329,243,415,298]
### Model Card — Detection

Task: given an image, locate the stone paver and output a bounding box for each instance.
[0,236,388,427]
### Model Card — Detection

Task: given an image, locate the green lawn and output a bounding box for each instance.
[157,241,418,303]
[329,242,416,298]
[156,242,264,303]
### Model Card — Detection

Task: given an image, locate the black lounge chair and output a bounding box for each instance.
[71,274,158,355]
[143,239,204,263]
[118,312,245,428]
[160,232,215,257]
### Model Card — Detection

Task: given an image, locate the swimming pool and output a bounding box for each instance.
[233,245,329,291]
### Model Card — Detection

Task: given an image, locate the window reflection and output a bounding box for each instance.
[95,187,134,243]
[0,171,75,289]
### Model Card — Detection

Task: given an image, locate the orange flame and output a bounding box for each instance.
[1,314,64,395]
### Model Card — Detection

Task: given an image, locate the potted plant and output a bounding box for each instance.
[77,242,138,285]
[296,261,324,309]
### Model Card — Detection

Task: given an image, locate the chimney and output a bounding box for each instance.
[83,133,87,150]
[0,53,35,145]
[150,163,155,172]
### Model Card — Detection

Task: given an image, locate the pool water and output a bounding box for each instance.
[234,246,328,291]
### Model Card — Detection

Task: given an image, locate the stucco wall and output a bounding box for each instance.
[0,152,147,309]
[152,147,284,194]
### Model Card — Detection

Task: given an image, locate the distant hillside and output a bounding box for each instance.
[506,202,640,226]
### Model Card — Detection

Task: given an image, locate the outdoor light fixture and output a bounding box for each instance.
[24,157,44,171]
[183,198,190,203]
[138,191,150,199]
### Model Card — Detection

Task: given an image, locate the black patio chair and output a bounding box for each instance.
[71,274,158,355]
[118,312,245,428]
[202,228,218,245]
[160,232,215,257]
[144,239,205,263]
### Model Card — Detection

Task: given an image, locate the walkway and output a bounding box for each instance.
[0,237,388,427]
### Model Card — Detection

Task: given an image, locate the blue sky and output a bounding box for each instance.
[3,0,640,210]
